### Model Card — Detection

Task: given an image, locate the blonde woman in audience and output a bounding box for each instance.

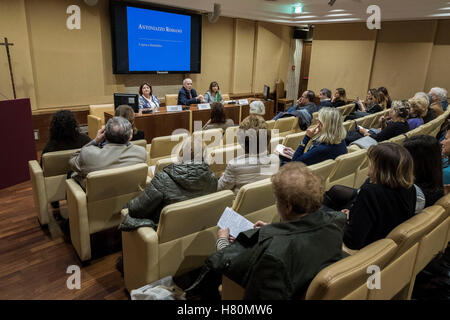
[202,102,234,131]
[414,92,436,123]
[281,107,347,165]
[217,115,279,195]
[119,136,217,231]
[407,96,428,130]
[190,162,344,300]
[115,105,145,141]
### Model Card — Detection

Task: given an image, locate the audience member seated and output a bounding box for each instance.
[404,135,444,207]
[41,110,91,165]
[330,87,347,108]
[407,96,428,130]
[280,107,347,165]
[249,100,266,118]
[441,88,448,111]
[346,88,385,120]
[429,87,446,117]
[378,87,392,109]
[69,116,147,189]
[177,78,205,106]
[273,90,318,120]
[202,102,235,131]
[115,105,145,141]
[195,162,344,300]
[440,130,450,193]
[204,81,224,103]
[217,114,279,195]
[414,92,436,123]
[324,143,418,250]
[347,100,410,144]
[318,88,332,108]
[138,82,160,111]
[119,136,217,231]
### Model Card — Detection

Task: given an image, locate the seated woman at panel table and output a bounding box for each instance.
[204,81,224,103]
[138,82,160,112]
[115,105,145,141]
[217,115,279,195]
[280,107,347,166]
[202,102,235,131]
[119,136,218,231]
[323,143,421,250]
[188,162,345,300]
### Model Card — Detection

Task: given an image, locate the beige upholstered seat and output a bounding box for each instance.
[130,139,147,149]
[223,126,240,146]
[353,156,369,188]
[283,132,306,150]
[308,159,337,184]
[341,103,355,117]
[147,133,188,166]
[28,149,79,226]
[165,94,179,106]
[273,117,297,137]
[325,149,367,190]
[381,206,446,300]
[306,239,398,300]
[88,104,114,138]
[428,115,447,137]
[343,121,354,132]
[222,93,230,101]
[206,144,244,177]
[232,178,275,216]
[193,128,223,148]
[66,163,148,261]
[388,134,407,145]
[122,190,235,291]
[369,110,387,129]
[265,119,275,131]
[361,113,377,128]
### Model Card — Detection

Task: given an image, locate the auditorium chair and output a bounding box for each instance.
[428,115,447,138]
[206,144,244,177]
[339,103,355,117]
[369,110,387,129]
[192,128,223,149]
[66,163,148,261]
[305,239,398,300]
[382,206,446,299]
[164,94,178,106]
[28,148,79,226]
[265,120,275,131]
[88,104,114,139]
[223,126,240,146]
[343,121,354,132]
[325,149,367,190]
[283,132,306,150]
[232,178,275,216]
[273,117,297,137]
[147,133,188,166]
[308,159,337,184]
[435,193,450,249]
[222,94,230,101]
[388,134,407,145]
[121,190,235,291]
[353,155,369,188]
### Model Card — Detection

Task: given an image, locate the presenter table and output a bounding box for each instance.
[104,99,274,143]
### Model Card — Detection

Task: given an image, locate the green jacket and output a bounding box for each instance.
[127,162,218,223]
[207,209,345,300]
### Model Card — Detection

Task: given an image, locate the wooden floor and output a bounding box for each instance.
[0,181,129,300]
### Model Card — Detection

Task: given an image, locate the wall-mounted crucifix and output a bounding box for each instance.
[0,37,16,99]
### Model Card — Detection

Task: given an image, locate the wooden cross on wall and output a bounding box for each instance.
[0,37,16,99]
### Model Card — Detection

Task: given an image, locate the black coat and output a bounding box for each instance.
[127,162,218,223]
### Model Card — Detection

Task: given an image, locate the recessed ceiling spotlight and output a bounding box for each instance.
[438,7,450,10]
[325,13,352,17]
[329,9,346,12]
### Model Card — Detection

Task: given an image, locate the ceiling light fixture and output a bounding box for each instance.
[292,4,303,14]
[329,9,346,12]
[438,7,450,10]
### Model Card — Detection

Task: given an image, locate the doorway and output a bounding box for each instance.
[298,41,312,98]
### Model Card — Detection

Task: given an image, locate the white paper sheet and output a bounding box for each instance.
[217,207,254,238]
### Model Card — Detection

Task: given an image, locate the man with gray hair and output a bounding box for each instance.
[69,116,147,189]
[318,88,332,109]
[429,87,447,115]
[177,78,205,106]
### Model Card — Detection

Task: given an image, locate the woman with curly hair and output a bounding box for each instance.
[41,110,91,164]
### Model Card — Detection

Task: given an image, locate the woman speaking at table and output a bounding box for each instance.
[204,81,224,103]
[138,82,160,112]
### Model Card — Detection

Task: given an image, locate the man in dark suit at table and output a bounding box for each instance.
[177,78,205,106]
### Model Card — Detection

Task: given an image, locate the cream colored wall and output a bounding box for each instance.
[309,20,450,101]
[369,21,436,99]
[253,22,291,93]
[0,0,36,109]
[308,23,377,100]
[0,0,290,110]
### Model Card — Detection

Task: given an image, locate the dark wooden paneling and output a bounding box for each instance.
[299,41,312,97]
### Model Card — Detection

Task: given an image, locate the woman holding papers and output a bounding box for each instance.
[202,102,234,131]
[190,162,344,300]
[279,107,347,166]
[118,136,217,231]
[204,81,224,103]
[138,82,160,111]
